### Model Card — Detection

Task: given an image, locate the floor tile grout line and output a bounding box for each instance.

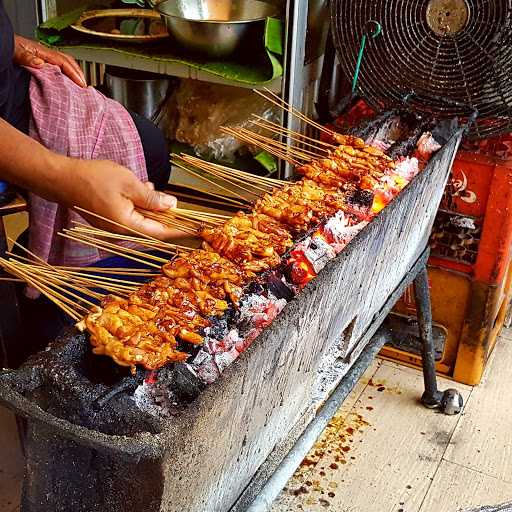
[416,455,446,512]
[440,457,512,486]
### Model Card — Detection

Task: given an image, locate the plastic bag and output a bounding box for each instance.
[156,79,279,162]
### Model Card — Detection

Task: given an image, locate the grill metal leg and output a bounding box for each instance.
[413,266,464,415]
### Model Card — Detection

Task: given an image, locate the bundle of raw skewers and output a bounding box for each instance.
[0,90,445,381]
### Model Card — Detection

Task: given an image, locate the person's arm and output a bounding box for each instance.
[0,118,182,240]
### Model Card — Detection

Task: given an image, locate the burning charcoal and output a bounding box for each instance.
[303,237,336,274]
[170,364,206,403]
[347,189,374,209]
[215,347,240,373]
[264,271,295,301]
[204,328,240,354]
[190,350,221,384]
[246,281,266,295]
[205,315,230,341]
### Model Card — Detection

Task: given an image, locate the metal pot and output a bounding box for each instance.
[104,66,173,121]
[155,0,278,58]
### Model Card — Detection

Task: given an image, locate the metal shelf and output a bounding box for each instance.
[61,46,283,92]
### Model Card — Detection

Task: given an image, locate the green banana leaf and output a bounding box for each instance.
[37,9,283,85]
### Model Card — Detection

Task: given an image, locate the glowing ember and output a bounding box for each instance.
[288,249,317,287]
[145,371,159,385]
[371,190,390,214]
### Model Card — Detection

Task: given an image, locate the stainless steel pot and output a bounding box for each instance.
[155,0,278,58]
[104,66,173,121]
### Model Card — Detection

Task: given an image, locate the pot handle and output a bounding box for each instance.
[0,370,164,460]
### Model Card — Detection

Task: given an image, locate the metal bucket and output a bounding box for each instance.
[104,66,173,121]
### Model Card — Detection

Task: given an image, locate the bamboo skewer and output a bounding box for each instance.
[4,241,143,298]
[58,231,163,269]
[250,117,333,155]
[250,115,337,150]
[5,254,139,296]
[38,269,138,296]
[74,206,183,253]
[220,126,305,165]
[177,158,274,196]
[137,210,200,235]
[189,167,266,197]
[70,223,180,255]
[255,87,336,137]
[21,264,102,306]
[12,259,105,299]
[63,267,157,275]
[221,126,300,165]
[62,230,169,264]
[0,258,84,321]
[173,190,247,210]
[225,126,321,162]
[172,160,253,206]
[173,207,230,219]
[176,154,282,193]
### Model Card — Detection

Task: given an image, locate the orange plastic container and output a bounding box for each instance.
[383,135,512,385]
[429,137,512,284]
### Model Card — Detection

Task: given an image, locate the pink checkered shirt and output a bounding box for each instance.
[26,64,147,267]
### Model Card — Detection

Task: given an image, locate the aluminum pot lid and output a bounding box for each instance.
[331,0,512,139]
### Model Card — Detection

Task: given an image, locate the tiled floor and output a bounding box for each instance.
[272,331,512,512]
[1,332,511,511]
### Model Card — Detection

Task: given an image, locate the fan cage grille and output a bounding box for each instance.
[331,0,512,139]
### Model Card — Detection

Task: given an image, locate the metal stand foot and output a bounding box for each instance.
[413,267,464,415]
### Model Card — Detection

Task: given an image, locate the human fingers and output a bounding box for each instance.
[40,48,87,87]
[129,179,178,211]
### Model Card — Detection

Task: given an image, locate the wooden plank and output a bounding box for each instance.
[443,334,512,483]
[272,362,472,512]
[419,460,512,512]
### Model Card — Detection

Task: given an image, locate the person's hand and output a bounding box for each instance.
[13,35,87,88]
[61,159,182,240]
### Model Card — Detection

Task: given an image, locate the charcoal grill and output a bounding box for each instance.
[0,131,462,511]
[2,0,511,508]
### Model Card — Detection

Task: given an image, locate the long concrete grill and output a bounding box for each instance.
[0,132,462,512]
